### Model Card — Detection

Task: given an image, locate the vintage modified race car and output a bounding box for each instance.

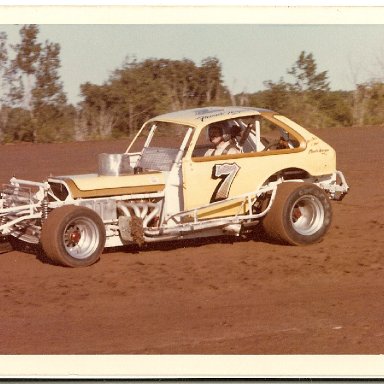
[0,107,349,267]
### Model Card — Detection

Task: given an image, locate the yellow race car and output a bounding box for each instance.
[0,107,349,267]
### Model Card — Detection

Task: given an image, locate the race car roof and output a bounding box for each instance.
[148,106,275,127]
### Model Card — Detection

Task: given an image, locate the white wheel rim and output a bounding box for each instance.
[289,194,325,236]
[63,217,99,260]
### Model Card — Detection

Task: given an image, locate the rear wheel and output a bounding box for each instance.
[262,182,332,245]
[40,205,106,267]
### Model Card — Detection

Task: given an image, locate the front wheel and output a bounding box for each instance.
[262,183,332,245]
[40,205,106,267]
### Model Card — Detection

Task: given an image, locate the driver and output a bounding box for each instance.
[204,123,240,156]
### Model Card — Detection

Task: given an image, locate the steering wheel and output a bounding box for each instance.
[262,140,282,151]
[262,136,293,151]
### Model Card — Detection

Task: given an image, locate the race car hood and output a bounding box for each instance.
[49,172,165,199]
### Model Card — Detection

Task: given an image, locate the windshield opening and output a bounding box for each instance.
[127,121,192,153]
[127,121,192,172]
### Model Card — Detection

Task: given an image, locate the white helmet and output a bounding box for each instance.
[208,123,232,142]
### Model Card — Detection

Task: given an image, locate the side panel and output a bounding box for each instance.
[182,148,336,219]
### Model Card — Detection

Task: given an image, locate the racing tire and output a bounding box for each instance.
[262,182,332,245]
[40,205,106,267]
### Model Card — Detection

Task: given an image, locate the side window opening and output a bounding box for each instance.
[192,116,257,158]
[191,115,301,159]
[258,117,300,151]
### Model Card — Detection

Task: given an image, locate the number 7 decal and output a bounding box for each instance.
[210,163,240,203]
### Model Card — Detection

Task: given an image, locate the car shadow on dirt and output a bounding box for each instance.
[112,225,279,255]
[1,226,280,267]
[2,237,58,266]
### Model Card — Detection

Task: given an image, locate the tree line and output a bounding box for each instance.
[0,25,383,144]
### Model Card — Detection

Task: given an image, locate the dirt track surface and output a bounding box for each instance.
[0,127,383,355]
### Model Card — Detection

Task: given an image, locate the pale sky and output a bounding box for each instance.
[1,8,384,105]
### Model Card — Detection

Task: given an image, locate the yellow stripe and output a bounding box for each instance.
[64,179,164,199]
[197,199,244,219]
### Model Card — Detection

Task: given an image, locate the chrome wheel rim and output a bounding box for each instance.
[63,217,99,259]
[289,195,324,236]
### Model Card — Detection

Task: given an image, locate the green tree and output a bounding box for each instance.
[78,57,231,139]
[0,32,8,101]
[4,25,71,142]
[261,78,291,112]
[353,81,384,125]
[287,51,330,93]
[78,82,117,140]
[3,107,35,142]
[258,51,338,128]
[33,41,66,107]
[32,40,70,142]
[12,24,41,112]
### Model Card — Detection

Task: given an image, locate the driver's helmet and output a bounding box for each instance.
[208,121,239,142]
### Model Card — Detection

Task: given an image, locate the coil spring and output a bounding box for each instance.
[41,198,49,223]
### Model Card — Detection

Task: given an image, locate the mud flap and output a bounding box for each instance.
[118,216,145,246]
